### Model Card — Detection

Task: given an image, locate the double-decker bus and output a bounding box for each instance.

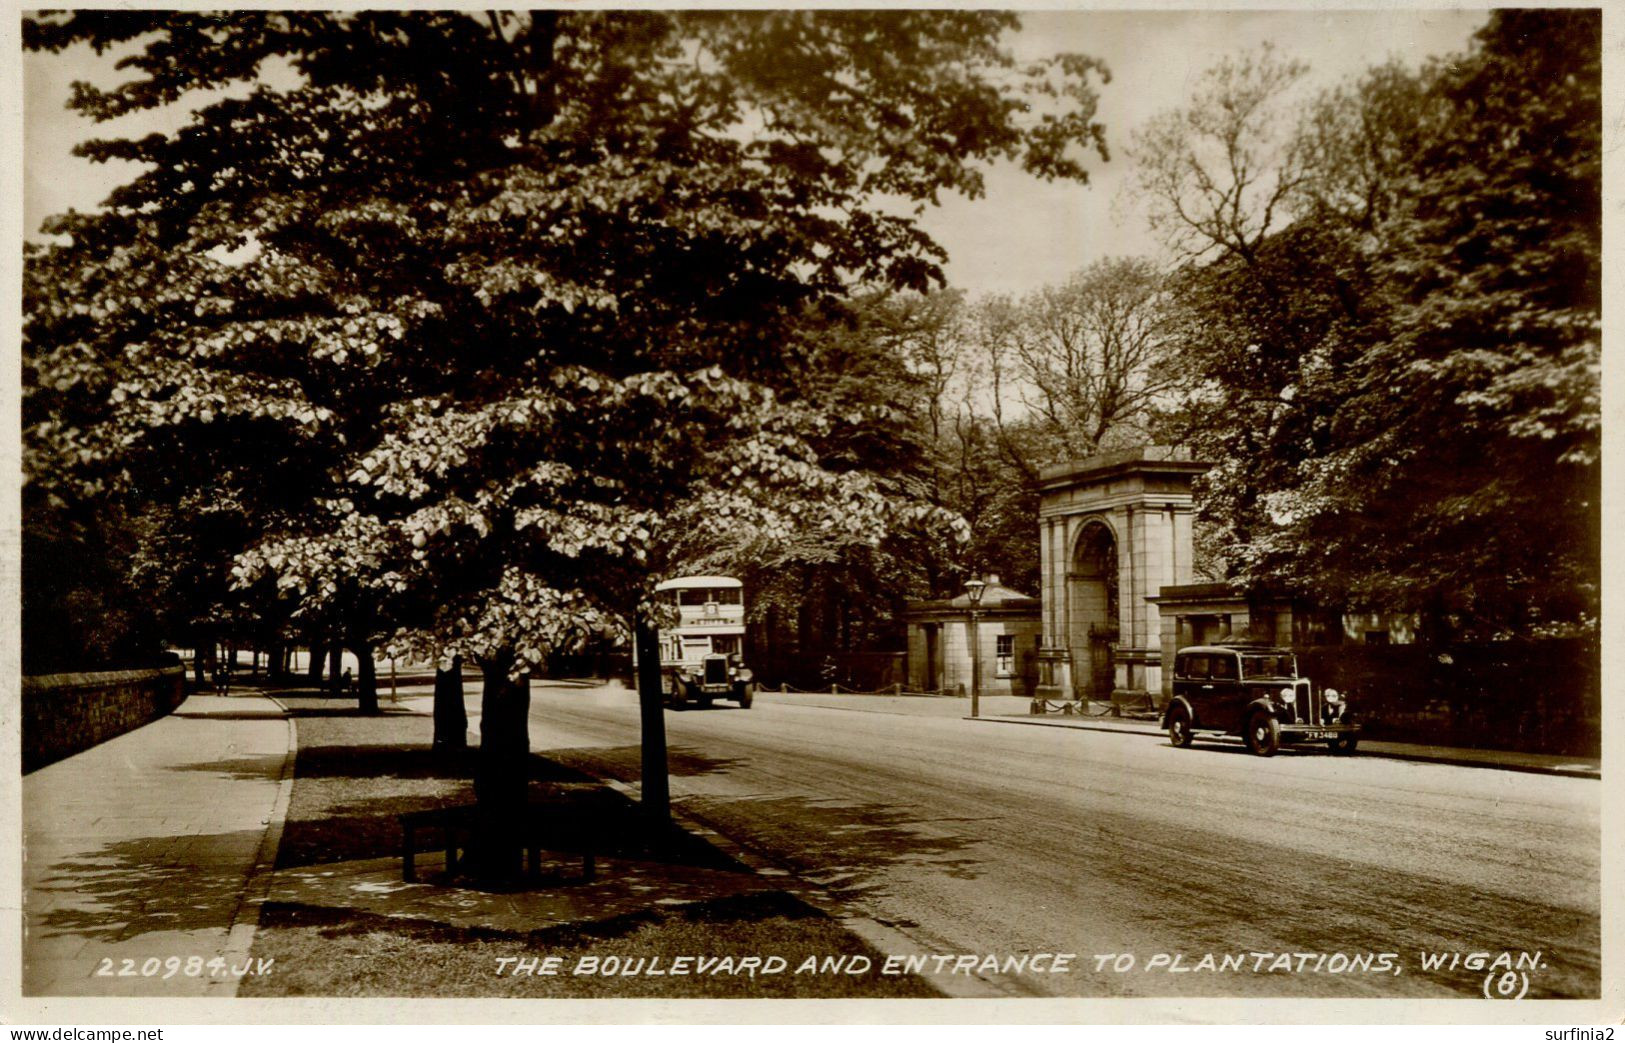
[652,575,756,709]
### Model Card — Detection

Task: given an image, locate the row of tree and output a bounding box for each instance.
[22,11,1113,870]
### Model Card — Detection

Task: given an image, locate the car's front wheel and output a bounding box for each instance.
[736,682,755,709]
[1246,712,1281,757]
[1167,705,1194,748]
[1329,734,1358,755]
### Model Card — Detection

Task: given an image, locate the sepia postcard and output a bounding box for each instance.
[5,1,1619,1029]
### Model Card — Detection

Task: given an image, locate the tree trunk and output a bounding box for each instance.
[327,642,345,697]
[355,640,379,714]
[305,636,324,685]
[634,614,670,824]
[433,656,468,750]
[192,623,213,688]
[472,651,529,880]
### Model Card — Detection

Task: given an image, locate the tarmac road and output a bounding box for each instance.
[519,684,1600,1000]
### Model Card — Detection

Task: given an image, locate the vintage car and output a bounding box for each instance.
[1162,644,1358,756]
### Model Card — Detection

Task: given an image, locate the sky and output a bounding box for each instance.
[21,8,1489,298]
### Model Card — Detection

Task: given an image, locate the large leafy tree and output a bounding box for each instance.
[1136,11,1600,638]
[25,11,1109,869]
[1264,10,1601,633]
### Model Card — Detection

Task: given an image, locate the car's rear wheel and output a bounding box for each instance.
[1329,734,1358,755]
[1167,705,1194,747]
[1246,712,1281,757]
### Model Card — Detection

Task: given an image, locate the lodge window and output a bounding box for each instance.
[996,634,1014,677]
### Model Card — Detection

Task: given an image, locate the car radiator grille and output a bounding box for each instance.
[704,657,728,686]
[1299,680,1318,725]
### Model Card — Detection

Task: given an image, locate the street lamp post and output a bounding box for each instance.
[965,577,986,719]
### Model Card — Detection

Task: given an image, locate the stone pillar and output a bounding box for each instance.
[1034,518,1072,705]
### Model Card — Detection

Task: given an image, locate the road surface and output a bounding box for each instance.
[514,685,1599,999]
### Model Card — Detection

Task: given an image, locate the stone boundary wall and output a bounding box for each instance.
[22,665,187,773]
[1299,638,1599,757]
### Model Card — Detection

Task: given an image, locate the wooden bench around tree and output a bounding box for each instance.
[398,803,597,884]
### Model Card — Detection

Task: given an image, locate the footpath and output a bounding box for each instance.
[21,693,294,997]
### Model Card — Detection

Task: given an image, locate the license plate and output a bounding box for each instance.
[1297,730,1337,741]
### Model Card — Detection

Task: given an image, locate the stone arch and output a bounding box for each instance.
[1068,518,1119,699]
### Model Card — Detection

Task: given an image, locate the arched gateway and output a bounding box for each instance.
[1034,447,1206,711]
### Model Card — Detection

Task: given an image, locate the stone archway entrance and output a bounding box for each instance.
[1035,447,1207,709]
[1068,521,1119,700]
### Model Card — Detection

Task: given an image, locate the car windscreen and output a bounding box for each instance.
[1241,655,1297,679]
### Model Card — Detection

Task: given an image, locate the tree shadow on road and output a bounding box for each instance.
[679,792,985,903]
[540,743,749,782]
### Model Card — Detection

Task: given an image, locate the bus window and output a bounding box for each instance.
[677,588,742,607]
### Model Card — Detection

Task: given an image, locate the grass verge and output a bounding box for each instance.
[241,696,939,998]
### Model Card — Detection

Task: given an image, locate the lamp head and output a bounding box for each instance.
[965,577,987,606]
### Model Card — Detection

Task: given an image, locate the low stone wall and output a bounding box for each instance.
[22,666,187,773]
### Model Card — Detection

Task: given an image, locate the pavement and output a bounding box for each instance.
[18,677,1601,999]
[970,708,1603,779]
[21,693,294,997]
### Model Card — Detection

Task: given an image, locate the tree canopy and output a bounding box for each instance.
[25,10,1109,652]
[24,10,1111,846]
[1137,10,1600,638]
